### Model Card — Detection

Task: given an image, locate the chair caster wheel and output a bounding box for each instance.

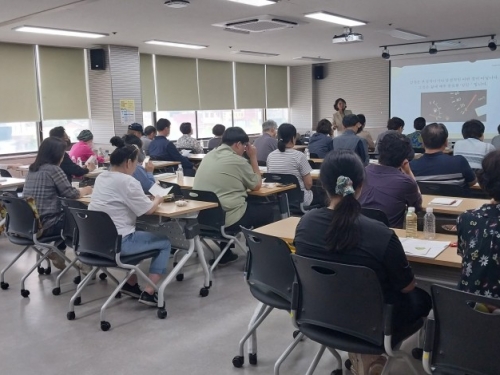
[115,292,121,298]
[232,356,244,368]
[345,359,352,370]
[74,297,81,306]
[157,308,167,319]
[209,280,213,287]
[52,287,61,296]
[199,287,209,297]
[176,273,184,282]
[67,311,75,320]
[37,266,45,275]
[173,262,178,267]
[100,321,111,331]
[331,370,342,375]
[412,348,423,360]
[249,353,257,365]
[1,282,9,290]
[73,276,81,284]
[292,330,300,339]
[21,289,30,298]
[45,267,51,275]
[99,273,107,281]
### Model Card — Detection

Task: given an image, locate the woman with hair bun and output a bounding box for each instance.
[294,149,431,334]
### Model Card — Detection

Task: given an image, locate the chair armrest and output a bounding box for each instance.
[423,318,435,374]
[383,304,394,336]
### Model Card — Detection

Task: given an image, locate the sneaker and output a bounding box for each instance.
[139,291,158,307]
[48,252,66,270]
[121,283,143,299]
[209,250,239,267]
[75,260,92,276]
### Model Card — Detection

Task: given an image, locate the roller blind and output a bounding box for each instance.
[198,59,234,110]
[140,54,156,112]
[155,55,199,111]
[235,62,265,109]
[266,65,288,108]
[38,46,88,120]
[0,43,39,122]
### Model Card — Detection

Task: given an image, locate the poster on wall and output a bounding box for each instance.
[120,99,135,126]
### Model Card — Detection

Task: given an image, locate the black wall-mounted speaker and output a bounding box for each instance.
[90,49,106,70]
[313,65,324,80]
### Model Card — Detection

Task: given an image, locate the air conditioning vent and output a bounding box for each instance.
[214,15,299,33]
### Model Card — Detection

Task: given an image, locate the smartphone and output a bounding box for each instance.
[143,156,151,168]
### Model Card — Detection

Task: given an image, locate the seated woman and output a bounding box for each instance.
[454,119,496,170]
[176,122,203,154]
[69,129,104,164]
[208,124,225,149]
[110,135,155,194]
[457,150,500,301]
[308,119,333,158]
[89,142,171,305]
[267,123,321,207]
[23,137,93,268]
[294,149,431,334]
[356,114,375,152]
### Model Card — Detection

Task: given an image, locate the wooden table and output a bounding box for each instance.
[187,154,206,162]
[84,167,107,178]
[0,177,25,190]
[422,195,488,215]
[309,158,323,164]
[157,176,196,189]
[293,145,307,151]
[152,160,180,169]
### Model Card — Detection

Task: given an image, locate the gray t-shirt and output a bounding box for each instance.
[253,133,278,163]
[491,135,500,150]
[141,136,152,156]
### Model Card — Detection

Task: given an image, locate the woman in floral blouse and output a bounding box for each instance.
[176,122,204,154]
[457,149,500,299]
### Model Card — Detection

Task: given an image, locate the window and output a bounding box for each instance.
[42,119,90,144]
[156,111,196,141]
[143,112,154,127]
[233,109,264,135]
[266,108,289,125]
[0,121,38,155]
[197,110,232,139]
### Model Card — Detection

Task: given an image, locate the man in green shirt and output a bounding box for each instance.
[194,127,273,265]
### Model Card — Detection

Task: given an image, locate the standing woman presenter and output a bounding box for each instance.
[333,98,352,135]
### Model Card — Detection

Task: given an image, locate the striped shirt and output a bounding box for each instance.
[453,138,496,170]
[267,148,313,205]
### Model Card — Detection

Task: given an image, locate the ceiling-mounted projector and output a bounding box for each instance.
[164,0,190,8]
[332,27,364,44]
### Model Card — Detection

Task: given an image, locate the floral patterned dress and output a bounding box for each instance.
[457,203,500,298]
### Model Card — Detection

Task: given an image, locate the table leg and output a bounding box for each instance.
[277,193,290,219]
[195,235,211,290]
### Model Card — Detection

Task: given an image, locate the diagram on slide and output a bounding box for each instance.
[421,90,487,122]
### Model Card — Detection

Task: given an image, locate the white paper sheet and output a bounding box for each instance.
[154,172,176,180]
[181,150,192,157]
[429,198,463,207]
[399,238,450,258]
[149,184,173,197]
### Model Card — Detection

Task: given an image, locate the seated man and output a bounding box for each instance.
[407,117,426,149]
[331,114,369,166]
[141,126,157,156]
[148,118,195,176]
[208,124,225,149]
[375,117,415,160]
[359,132,422,228]
[410,123,477,188]
[453,119,496,170]
[193,127,274,265]
[253,120,278,163]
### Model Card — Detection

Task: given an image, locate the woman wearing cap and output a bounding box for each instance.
[332,98,352,134]
[69,130,104,164]
[294,149,431,336]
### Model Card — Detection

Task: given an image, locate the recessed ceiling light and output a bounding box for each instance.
[13,26,107,39]
[144,40,207,49]
[293,57,331,62]
[305,11,366,27]
[227,0,277,7]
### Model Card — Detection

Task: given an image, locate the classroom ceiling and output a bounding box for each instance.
[0,0,499,65]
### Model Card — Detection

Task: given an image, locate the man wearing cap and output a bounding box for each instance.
[128,123,144,139]
[331,114,369,166]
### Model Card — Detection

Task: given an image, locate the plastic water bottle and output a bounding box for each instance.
[77,157,83,167]
[305,148,310,160]
[405,207,417,238]
[176,164,184,183]
[424,207,436,240]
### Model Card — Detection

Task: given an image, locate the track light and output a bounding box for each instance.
[381,47,390,59]
[488,36,497,51]
[429,42,438,55]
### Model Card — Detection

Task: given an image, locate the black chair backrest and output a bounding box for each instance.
[361,208,389,226]
[0,196,36,239]
[413,147,425,154]
[0,169,12,178]
[292,254,385,346]
[68,208,120,260]
[257,160,267,167]
[309,152,319,158]
[417,181,467,198]
[263,173,303,204]
[159,181,183,196]
[182,190,225,230]
[59,198,88,244]
[178,147,195,153]
[431,285,500,375]
[242,228,295,302]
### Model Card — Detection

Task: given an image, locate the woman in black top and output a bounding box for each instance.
[294,149,431,332]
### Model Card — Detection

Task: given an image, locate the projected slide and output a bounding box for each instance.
[391,57,500,138]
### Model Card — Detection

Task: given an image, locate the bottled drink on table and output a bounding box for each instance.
[305,148,310,160]
[405,207,417,238]
[424,207,436,240]
[176,164,184,183]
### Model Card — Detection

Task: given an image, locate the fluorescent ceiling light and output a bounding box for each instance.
[293,57,331,62]
[145,40,207,49]
[227,0,277,7]
[14,26,107,39]
[305,11,366,27]
[232,50,279,57]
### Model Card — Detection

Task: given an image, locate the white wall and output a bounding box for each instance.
[290,65,313,135]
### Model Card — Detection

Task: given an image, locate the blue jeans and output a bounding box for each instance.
[121,231,171,275]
